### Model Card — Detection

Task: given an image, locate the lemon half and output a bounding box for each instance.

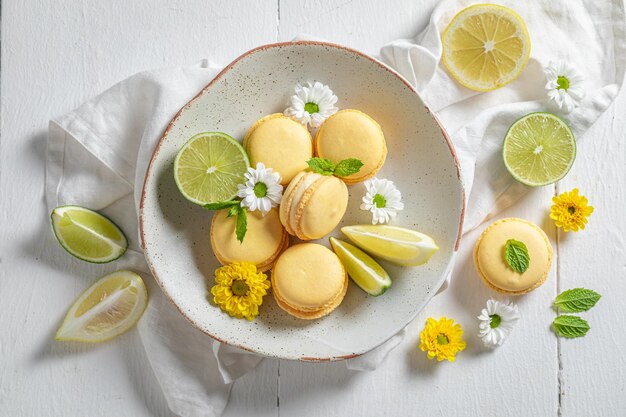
[442,4,531,91]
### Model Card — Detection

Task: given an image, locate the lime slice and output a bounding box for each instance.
[56,270,148,343]
[442,4,531,91]
[503,112,576,186]
[341,225,439,267]
[174,132,250,205]
[51,206,128,263]
[330,237,391,296]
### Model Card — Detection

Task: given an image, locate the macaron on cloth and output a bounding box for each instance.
[474,217,553,295]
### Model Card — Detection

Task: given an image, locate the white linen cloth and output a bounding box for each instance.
[45,1,625,416]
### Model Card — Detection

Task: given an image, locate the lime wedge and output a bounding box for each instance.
[330,237,391,296]
[341,225,439,267]
[503,112,576,186]
[51,206,128,263]
[56,270,148,343]
[174,132,250,205]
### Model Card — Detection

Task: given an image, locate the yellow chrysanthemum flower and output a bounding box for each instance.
[419,317,466,362]
[550,188,594,232]
[210,262,270,321]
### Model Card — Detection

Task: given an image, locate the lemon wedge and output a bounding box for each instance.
[56,270,148,343]
[330,237,391,296]
[442,4,531,91]
[341,225,439,267]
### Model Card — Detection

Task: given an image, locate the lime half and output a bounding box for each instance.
[51,206,128,263]
[56,270,148,343]
[503,112,576,186]
[330,237,391,296]
[174,132,249,205]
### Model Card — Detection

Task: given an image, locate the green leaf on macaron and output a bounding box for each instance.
[504,239,530,273]
[307,157,336,176]
[334,158,364,178]
[235,206,247,243]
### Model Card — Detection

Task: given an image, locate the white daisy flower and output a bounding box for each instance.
[284,81,338,128]
[236,162,283,216]
[478,299,521,348]
[544,60,585,113]
[360,178,404,225]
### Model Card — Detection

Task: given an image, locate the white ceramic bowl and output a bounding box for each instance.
[140,41,464,361]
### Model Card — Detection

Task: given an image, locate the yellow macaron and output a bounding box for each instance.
[272,243,348,320]
[279,170,349,240]
[314,109,387,184]
[473,218,553,295]
[244,113,313,186]
[210,208,288,272]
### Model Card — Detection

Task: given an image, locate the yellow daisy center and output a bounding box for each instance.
[232,280,249,296]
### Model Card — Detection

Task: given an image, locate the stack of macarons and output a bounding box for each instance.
[211,102,388,320]
[279,171,349,240]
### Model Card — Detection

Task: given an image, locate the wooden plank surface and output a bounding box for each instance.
[1,1,624,416]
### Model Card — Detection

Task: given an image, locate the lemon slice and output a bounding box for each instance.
[56,270,148,343]
[341,225,439,267]
[503,112,576,186]
[442,4,531,91]
[51,206,128,263]
[330,237,391,296]
[174,132,250,206]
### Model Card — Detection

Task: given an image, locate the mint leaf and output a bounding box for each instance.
[235,207,247,243]
[552,315,590,338]
[334,158,364,178]
[504,239,530,273]
[203,200,240,210]
[307,157,335,175]
[554,288,601,312]
[227,204,241,218]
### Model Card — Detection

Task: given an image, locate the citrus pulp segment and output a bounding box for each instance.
[341,225,439,267]
[56,270,148,343]
[330,237,391,296]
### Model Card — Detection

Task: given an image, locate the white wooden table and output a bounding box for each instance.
[2,1,625,416]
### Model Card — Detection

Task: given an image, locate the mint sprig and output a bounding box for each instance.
[552,315,590,338]
[554,288,602,313]
[504,239,530,273]
[203,200,240,210]
[307,157,363,178]
[204,200,247,243]
[306,157,336,176]
[235,206,247,243]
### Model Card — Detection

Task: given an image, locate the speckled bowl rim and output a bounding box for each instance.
[139,41,466,361]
